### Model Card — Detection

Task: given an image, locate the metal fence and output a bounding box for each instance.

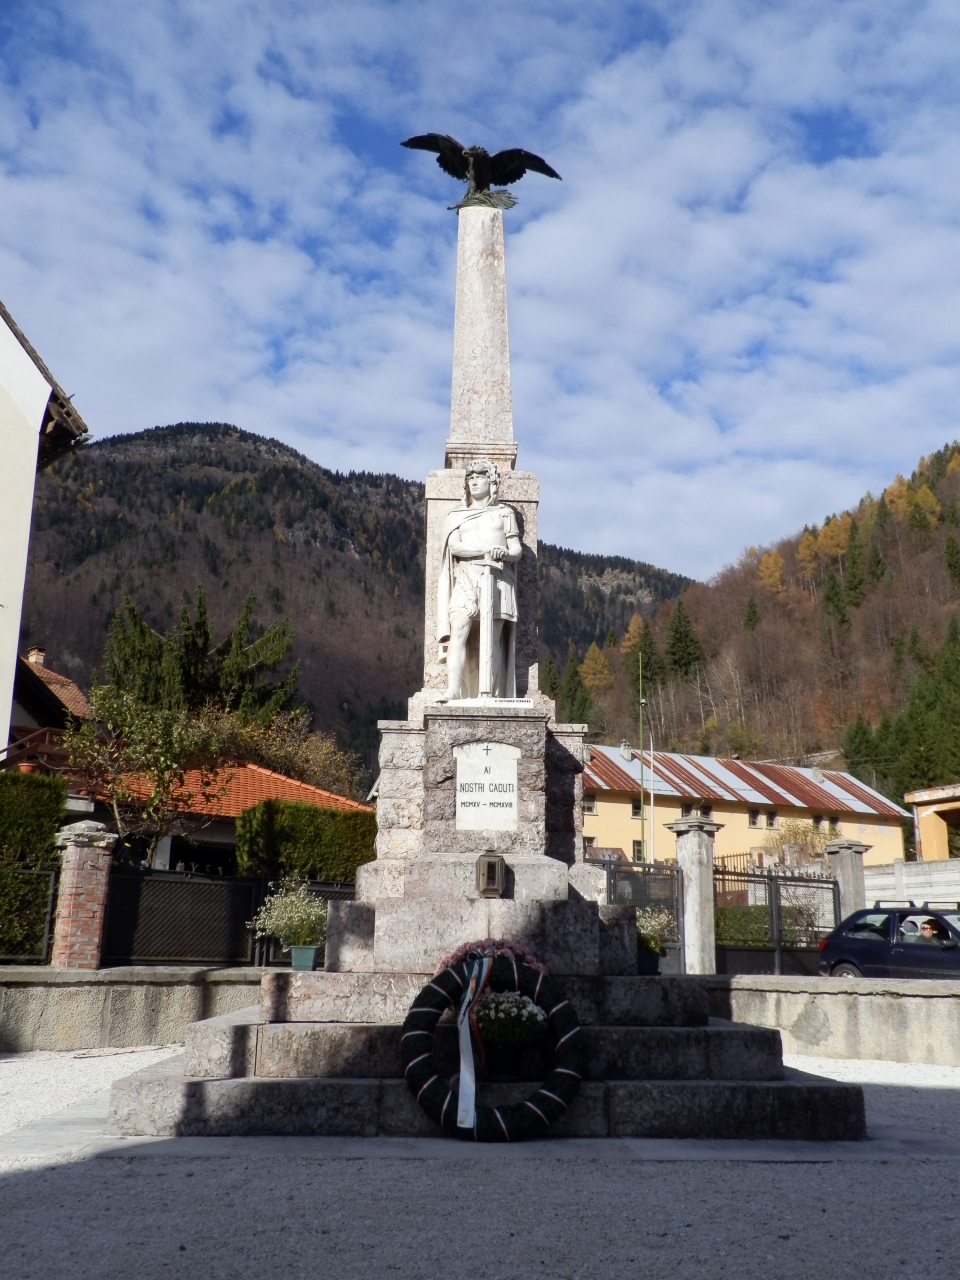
[713,867,840,975]
[0,869,58,963]
[103,871,355,966]
[605,862,685,972]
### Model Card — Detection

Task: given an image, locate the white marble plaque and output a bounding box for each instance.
[454,741,520,831]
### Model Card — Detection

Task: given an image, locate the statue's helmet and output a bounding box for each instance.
[465,458,501,503]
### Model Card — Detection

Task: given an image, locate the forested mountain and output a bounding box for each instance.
[583,442,960,771]
[21,423,687,759]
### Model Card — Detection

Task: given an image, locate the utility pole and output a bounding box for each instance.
[637,650,645,862]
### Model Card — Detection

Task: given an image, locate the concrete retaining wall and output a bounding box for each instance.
[708,975,960,1066]
[864,860,960,903]
[0,967,265,1052]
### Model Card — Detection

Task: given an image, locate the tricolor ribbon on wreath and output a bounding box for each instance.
[456,954,493,1128]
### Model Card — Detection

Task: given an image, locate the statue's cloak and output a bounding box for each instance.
[436,504,518,643]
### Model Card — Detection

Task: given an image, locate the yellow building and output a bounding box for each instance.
[903,783,960,862]
[582,745,907,866]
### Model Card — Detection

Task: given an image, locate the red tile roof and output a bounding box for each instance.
[33,666,90,719]
[172,763,373,819]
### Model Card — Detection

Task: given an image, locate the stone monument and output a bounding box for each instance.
[325,199,633,978]
[108,146,867,1142]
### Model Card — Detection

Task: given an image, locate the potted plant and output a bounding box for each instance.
[248,878,328,971]
[636,907,675,975]
[473,990,548,1080]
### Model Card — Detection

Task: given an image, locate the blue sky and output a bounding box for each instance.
[2,0,960,579]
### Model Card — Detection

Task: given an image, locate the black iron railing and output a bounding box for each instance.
[713,867,840,975]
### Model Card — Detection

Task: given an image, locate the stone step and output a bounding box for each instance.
[255,1020,782,1082]
[108,1057,865,1141]
[259,972,710,1027]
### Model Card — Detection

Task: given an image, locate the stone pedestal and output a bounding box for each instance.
[826,838,869,919]
[667,819,722,976]
[326,704,635,977]
[50,821,118,970]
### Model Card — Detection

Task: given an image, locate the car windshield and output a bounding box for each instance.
[844,913,890,940]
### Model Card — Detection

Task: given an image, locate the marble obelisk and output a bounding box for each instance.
[322,202,635,977]
[414,206,542,711]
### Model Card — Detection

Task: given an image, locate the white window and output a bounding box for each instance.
[583,836,597,849]
[748,810,760,829]
[582,795,597,815]
[632,839,644,861]
[681,803,694,818]
[766,811,778,830]
[812,815,823,831]
[631,800,643,819]
[700,804,713,819]
[829,816,840,834]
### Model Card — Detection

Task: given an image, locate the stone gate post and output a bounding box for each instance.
[50,820,118,970]
[825,838,869,920]
[666,818,723,975]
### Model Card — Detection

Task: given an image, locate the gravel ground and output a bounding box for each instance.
[0,1046,182,1135]
[0,1051,958,1279]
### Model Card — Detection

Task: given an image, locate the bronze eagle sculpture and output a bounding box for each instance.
[401,134,561,209]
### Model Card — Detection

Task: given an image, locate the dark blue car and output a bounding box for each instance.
[818,902,960,978]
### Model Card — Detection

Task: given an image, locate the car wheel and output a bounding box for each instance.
[831,962,862,978]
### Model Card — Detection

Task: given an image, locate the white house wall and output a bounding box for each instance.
[0,318,51,746]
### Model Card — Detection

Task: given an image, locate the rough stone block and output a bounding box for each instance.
[599,906,638,976]
[378,728,425,771]
[324,902,375,972]
[371,829,424,862]
[374,899,490,973]
[184,1007,261,1079]
[262,971,430,1024]
[376,797,424,830]
[377,768,425,801]
[257,1023,403,1078]
[595,976,710,1027]
[606,1079,866,1140]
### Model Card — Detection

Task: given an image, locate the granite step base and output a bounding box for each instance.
[259,972,710,1027]
[185,1009,781,1082]
[107,1056,865,1141]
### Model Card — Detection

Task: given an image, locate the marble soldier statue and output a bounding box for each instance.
[437,460,522,700]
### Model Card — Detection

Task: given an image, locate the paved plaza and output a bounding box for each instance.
[0,1047,958,1279]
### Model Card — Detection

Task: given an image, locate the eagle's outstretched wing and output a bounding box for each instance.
[489,149,561,186]
[401,134,469,182]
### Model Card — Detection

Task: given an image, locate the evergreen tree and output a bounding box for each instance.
[665,599,704,678]
[946,535,960,589]
[605,628,619,648]
[874,495,890,529]
[821,570,849,629]
[558,651,593,725]
[842,713,875,784]
[867,542,885,586]
[743,597,761,632]
[540,650,561,698]
[106,588,300,720]
[844,520,865,607]
[844,618,960,801]
[626,620,664,728]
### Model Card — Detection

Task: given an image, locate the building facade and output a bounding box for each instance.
[582,744,907,866]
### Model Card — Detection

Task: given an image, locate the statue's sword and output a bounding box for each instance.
[477,557,503,697]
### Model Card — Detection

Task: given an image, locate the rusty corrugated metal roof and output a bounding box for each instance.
[581,744,907,818]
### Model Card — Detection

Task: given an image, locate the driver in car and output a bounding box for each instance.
[919,918,946,943]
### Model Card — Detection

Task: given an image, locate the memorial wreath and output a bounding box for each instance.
[400,939,583,1141]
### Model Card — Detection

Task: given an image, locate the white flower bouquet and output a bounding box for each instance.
[247,878,328,951]
[474,989,547,1049]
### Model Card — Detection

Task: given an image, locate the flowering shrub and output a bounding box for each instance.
[247,878,328,950]
[474,990,547,1049]
[636,907,677,956]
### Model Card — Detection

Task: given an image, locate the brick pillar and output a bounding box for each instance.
[50,820,118,970]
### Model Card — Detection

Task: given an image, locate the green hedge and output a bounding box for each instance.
[0,772,66,870]
[714,904,772,948]
[236,799,376,882]
[0,772,66,959]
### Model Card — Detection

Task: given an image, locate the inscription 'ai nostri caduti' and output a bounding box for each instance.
[454,741,520,831]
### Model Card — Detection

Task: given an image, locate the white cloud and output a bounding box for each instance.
[2,0,960,577]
